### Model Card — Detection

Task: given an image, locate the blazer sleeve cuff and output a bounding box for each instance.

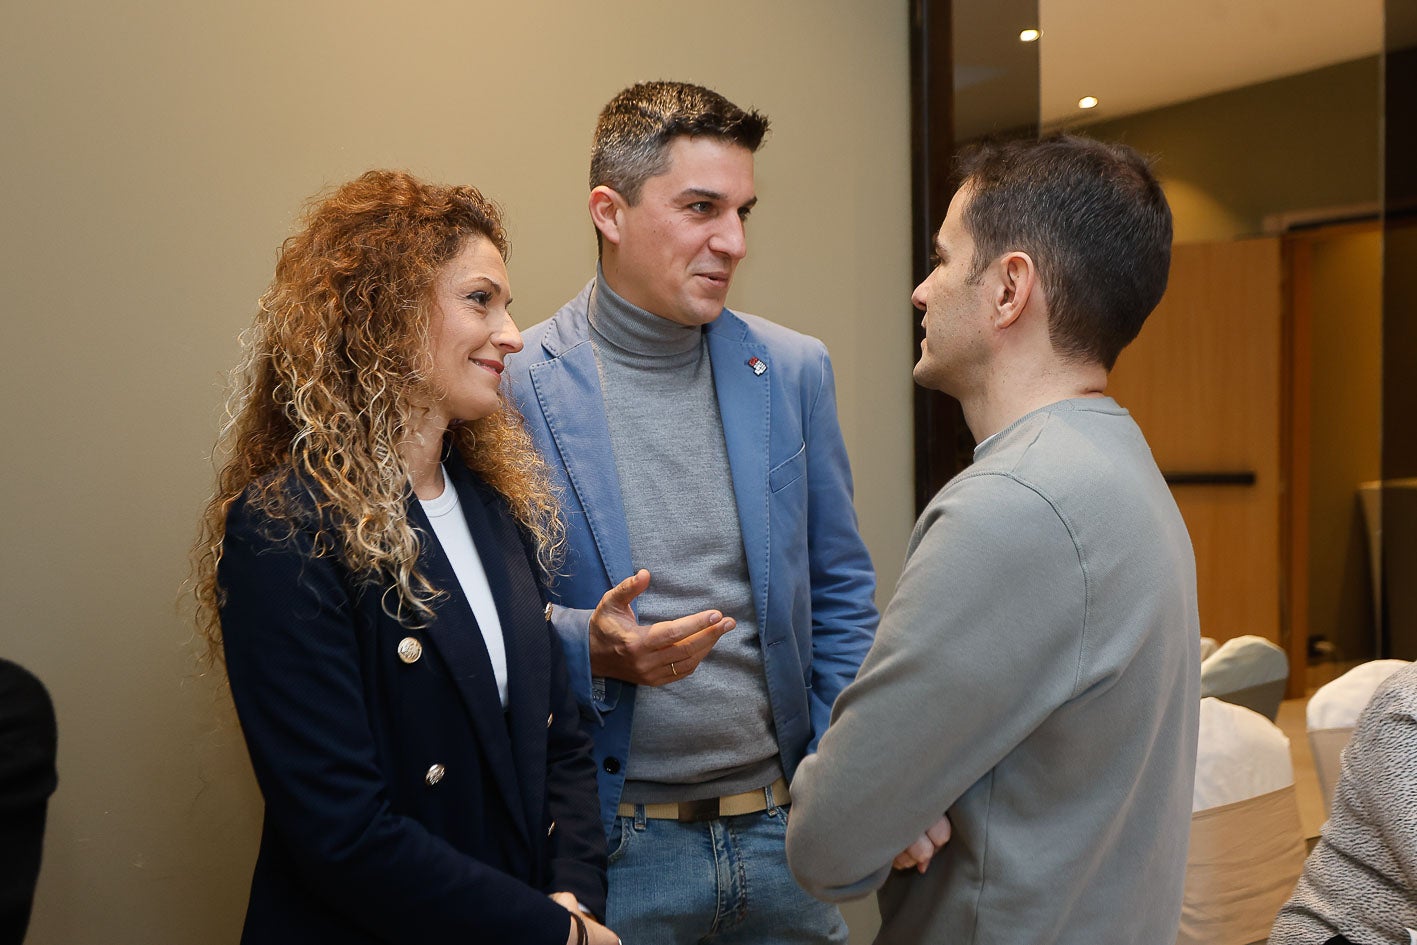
[551,605,616,722]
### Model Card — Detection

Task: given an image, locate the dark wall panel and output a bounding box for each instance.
[910,0,1038,512]
[1382,3,1417,657]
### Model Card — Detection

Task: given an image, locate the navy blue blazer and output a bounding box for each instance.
[219,457,605,944]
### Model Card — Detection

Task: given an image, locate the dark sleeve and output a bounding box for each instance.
[540,617,608,917]
[0,659,57,942]
[219,495,574,944]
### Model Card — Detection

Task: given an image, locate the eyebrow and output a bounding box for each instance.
[458,274,509,300]
[678,187,758,210]
[465,274,503,291]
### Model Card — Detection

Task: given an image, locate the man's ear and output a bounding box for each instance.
[992,251,1038,329]
[588,186,626,247]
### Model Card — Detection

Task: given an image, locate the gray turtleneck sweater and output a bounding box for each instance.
[588,272,783,804]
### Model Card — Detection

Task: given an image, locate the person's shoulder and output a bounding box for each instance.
[0,658,55,727]
[957,412,1061,486]
[224,470,330,545]
[925,416,1107,540]
[516,316,554,353]
[922,457,1069,540]
[907,468,1079,585]
[512,281,595,366]
[715,308,828,359]
[1366,662,1417,719]
[980,399,1148,489]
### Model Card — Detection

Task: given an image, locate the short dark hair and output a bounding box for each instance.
[590,81,770,203]
[957,135,1173,370]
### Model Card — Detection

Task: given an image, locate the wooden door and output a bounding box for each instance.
[1107,237,1284,647]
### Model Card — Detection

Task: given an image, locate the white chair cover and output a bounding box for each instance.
[1306,659,1411,730]
[1177,787,1307,945]
[1306,659,1411,813]
[1180,698,1304,945]
[1193,697,1294,812]
[1200,635,1288,697]
[1201,635,1289,720]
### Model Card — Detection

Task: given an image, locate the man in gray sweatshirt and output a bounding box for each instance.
[506,81,880,943]
[786,135,1201,944]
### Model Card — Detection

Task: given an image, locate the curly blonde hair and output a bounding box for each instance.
[194,170,562,664]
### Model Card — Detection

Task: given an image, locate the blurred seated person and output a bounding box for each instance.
[0,658,57,943]
[1270,661,1417,945]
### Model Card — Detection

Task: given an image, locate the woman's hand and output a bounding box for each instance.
[568,914,620,945]
[552,893,620,945]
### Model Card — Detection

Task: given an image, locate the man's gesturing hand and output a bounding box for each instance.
[588,569,735,686]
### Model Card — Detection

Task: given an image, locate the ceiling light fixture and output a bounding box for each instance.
[1078,96,1099,109]
[1019,28,1041,42]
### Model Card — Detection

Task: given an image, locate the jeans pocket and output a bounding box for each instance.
[607,816,634,865]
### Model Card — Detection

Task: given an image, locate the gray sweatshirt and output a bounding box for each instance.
[787,398,1200,945]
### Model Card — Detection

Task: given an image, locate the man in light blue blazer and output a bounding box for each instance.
[504,81,879,943]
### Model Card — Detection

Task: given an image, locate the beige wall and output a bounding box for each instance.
[0,3,912,941]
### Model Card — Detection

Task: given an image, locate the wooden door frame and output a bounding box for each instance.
[909,0,965,512]
[1281,236,1312,698]
[1280,219,1383,697]
[910,0,1040,510]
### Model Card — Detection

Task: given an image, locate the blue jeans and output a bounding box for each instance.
[605,799,847,944]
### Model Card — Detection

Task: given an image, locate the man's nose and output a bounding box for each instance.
[911,280,928,311]
[710,215,748,260]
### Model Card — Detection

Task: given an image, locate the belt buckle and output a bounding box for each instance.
[677,797,720,823]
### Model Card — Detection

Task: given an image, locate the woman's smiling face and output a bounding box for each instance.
[423,235,523,427]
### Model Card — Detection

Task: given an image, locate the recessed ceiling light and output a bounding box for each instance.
[1078,96,1099,109]
[1019,28,1041,42]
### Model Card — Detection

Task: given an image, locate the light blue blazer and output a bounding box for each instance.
[505,282,879,835]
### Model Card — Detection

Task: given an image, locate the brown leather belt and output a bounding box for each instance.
[617,776,790,823]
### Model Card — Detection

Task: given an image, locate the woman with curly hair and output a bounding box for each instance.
[194,170,618,945]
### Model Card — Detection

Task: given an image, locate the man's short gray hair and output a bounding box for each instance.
[590,81,770,204]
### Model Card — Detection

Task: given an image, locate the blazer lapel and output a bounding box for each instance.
[446,462,550,847]
[706,319,773,626]
[527,337,635,584]
[406,492,530,850]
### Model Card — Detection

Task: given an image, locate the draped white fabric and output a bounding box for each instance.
[1200,635,1288,697]
[1307,659,1411,730]
[1193,697,1294,813]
